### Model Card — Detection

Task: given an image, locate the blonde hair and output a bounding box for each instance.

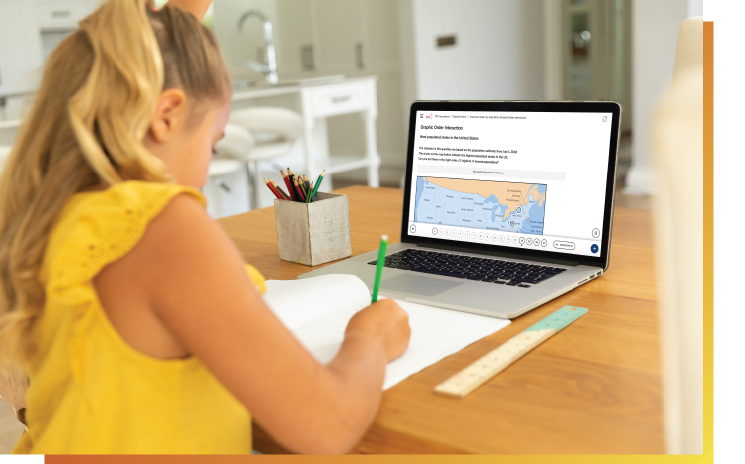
[0,0,230,371]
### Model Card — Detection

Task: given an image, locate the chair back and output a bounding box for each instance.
[653,61,703,454]
[672,17,703,82]
[229,107,304,144]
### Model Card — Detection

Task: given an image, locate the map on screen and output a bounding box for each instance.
[414,176,547,235]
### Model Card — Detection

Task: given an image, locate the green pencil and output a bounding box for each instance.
[371,235,388,303]
[309,170,325,202]
[305,182,315,203]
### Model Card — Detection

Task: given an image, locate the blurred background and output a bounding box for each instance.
[0,0,702,217]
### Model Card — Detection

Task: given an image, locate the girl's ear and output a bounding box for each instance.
[149,88,188,143]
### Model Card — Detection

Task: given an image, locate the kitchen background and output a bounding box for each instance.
[0,0,701,217]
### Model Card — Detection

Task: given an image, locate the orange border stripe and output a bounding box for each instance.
[703,20,714,461]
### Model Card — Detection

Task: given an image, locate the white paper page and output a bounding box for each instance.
[267,276,510,390]
[263,274,371,330]
[383,300,510,389]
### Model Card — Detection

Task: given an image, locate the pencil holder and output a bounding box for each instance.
[274,192,352,266]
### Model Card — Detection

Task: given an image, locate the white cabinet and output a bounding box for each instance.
[273,0,404,185]
[314,0,363,73]
[275,0,399,78]
[275,0,314,76]
[214,0,406,187]
[1,0,98,122]
[362,0,400,74]
[34,0,99,60]
[34,2,88,30]
[0,0,43,96]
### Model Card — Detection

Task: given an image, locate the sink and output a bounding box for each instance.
[232,75,346,92]
[232,80,296,91]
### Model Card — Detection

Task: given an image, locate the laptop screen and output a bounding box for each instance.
[405,107,616,259]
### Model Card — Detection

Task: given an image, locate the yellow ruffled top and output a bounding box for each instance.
[14,181,264,454]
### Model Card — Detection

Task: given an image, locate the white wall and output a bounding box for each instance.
[688,0,703,17]
[626,0,701,195]
[399,0,545,108]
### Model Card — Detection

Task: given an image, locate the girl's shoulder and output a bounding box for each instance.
[63,180,206,220]
[43,180,206,292]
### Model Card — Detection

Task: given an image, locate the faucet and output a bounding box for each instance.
[236,10,278,86]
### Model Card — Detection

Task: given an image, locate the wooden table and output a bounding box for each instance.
[217,186,664,454]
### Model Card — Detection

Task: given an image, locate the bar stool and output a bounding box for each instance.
[209,124,254,217]
[226,107,304,209]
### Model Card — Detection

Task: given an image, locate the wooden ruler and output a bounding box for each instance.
[434,305,588,399]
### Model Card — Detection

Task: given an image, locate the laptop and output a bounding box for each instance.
[299,100,621,319]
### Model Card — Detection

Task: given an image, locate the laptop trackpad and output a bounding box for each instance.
[380,274,463,297]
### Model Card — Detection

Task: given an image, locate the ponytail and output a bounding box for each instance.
[70,0,168,185]
[0,0,230,371]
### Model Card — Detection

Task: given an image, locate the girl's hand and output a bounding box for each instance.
[345,300,411,362]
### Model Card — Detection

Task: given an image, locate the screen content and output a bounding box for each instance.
[407,110,613,257]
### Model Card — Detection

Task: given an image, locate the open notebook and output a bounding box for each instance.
[263,274,510,390]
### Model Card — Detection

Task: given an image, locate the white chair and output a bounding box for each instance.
[206,124,255,218]
[226,107,304,210]
[653,16,703,455]
[672,17,703,83]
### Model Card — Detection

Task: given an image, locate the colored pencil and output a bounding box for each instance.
[303,175,311,191]
[305,182,315,203]
[293,177,303,201]
[268,178,290,200]
[264,178,279,199]
[281,170,296,201]
[371,235,388,303]
[270,180,291,200]
[288,168,302,202]
[264,178,283,199]
[294,176,306,202]
[295,175,306,196]
[309,170,325,201]
[290,170,302,202]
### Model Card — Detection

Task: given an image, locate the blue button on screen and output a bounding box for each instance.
[591,244,599,254]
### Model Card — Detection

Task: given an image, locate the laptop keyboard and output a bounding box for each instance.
[368,249,567,288]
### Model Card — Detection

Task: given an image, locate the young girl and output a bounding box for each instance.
[0,0,410,454]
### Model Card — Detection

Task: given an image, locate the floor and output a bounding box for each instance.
[0,136,651,454]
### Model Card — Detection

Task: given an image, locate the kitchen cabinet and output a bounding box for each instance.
[213,0,406,188]
[1,0,99,121]
[313,0,364,73]
[0,0,43,96]
[274,0,399,78]
[275,0,314,76]
[363,0,400,75]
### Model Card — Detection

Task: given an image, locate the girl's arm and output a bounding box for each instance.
[164,0,213,20]
[107,194,410,454]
